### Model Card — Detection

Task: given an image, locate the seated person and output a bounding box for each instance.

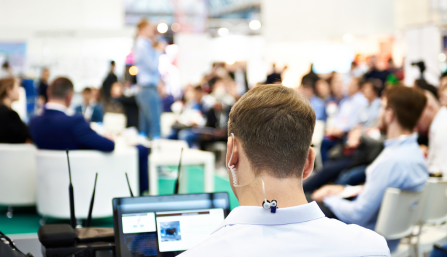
[29,77,149,194]
[311,86,429,252]
[299,79,326,121]
[0,77,32,143]
[75,87,103,122]
[417,90,447,177]
[108,81,139,128]
[179,85,389,257]
[359,79,382,128]
[321,78,368,162]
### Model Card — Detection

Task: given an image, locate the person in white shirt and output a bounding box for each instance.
[417,90,447,177]
[179,84,389,257]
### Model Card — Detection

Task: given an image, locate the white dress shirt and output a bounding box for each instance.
[428,106,447,176]
[178,201,390,257]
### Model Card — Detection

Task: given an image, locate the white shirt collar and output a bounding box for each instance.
[45,102,68,114]
[212,201,325,234]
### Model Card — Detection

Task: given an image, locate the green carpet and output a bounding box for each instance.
[0,166,238,235]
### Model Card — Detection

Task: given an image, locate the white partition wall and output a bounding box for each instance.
[404,25,442,87]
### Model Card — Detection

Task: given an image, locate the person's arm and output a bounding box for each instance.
[72,115,114,152]
[323,160,396,226]
[135,39,161,73]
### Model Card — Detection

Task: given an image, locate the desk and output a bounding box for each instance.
[149,149,215,195]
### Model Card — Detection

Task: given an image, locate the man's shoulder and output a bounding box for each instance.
[30,111,85,127]
[180,219,389,257]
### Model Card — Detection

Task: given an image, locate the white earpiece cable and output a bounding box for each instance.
[228,133,267,204]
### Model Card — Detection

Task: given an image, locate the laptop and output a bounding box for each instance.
[112,192,230,257]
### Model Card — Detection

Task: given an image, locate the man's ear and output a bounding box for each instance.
[66,91,74,107]
[302,147,315,180]
[226,136,239,169]
[386,108,394,124]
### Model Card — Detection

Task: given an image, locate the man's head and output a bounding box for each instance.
[110,61,116,72]
[227,84,316,190]
[361,79,380,102]
[137,19,156,39]
[331,75,344,99]
[110,82,123,98]
[368,55,377,70]
[193,85,204,102]
[299,79,315,99]
[315,79,330,100]
[347,77,362,96]
[82,87,92,105]
[41,68,50,82]
[378,86,427,135]
[48,77,74,107]
[417,91,441,135]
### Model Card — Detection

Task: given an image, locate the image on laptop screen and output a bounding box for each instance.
[113,193,230,257]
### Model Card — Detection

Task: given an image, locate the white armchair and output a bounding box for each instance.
[36,147,138,219]
[0,143,37,217]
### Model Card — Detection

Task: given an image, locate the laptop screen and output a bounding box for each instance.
[113,193,230,257]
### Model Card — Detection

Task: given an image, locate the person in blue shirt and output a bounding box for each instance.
[320,78,369,162]
[29,77,150,194]
[134,19,164,139]
[311,86,429,252]
[299,79,327,121]
[74,87,103,123]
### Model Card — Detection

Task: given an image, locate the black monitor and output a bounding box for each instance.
[113,192,230,257]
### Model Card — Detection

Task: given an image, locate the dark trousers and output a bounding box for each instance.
[303,158,352,193]
[136,145,150,195]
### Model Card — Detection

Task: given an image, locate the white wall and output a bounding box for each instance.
[0,0,133,91]
[175,34,266,87]
[262,0,394,43]
[404,25,442,86]
[261,0,396,87]
[0,0,124,30]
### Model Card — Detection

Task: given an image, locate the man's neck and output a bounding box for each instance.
[236,174,308,208]
[47,99,67,107]
[386,122,412,139]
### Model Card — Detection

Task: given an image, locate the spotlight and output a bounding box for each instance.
[157,23,168,34]
[129,66,139,76]
[438,53,446,62]
[171,23,181,32]
[226,60,235,65]
[217,28,229,37]
[249,20,261,30]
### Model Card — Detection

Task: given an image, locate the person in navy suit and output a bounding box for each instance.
[74,87,103,123]
[29,77,149,194]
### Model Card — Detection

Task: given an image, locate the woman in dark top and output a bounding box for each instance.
[0,77,31,143]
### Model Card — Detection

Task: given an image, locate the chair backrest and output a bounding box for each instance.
[160,112,178,137]
[420,178,447,225]
[0,144,36,206]
[151,139,189,153]
[103,113,127,135]
[375,188,423,240]
[36,148,138,219]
